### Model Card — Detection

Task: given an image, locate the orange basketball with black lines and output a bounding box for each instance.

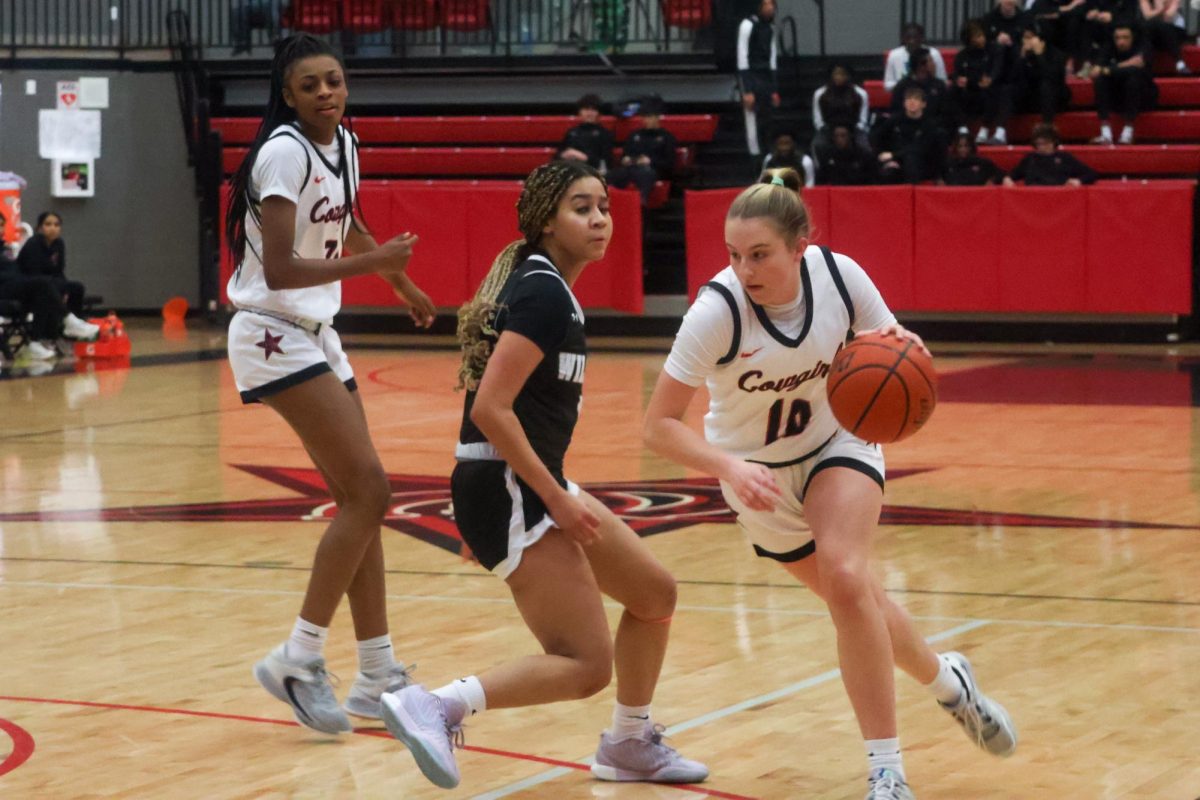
[826,333,937,444]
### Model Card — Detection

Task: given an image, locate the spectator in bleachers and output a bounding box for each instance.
[737,0,780,156]
[984,0,1034,84]
[1004,122,1099,183]
[884,23,949,91]
[949,19,1013,144]
[816,124,878,185]
[873,86,948,183]
[1079,0,1140,76]
[1139,0,1191,74]
[557,94,615,173]
[17,212,96,337]
[891,49,952,132]
[1028,0,1090,73]
[762,132,816,187]
[609,97,678,205]
[1011,26,1073,123]
[811,63,871,162]
[943,133,1006,184]
[1090,21,1159,143]
[0,242,97,361]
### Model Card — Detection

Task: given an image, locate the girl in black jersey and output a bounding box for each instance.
[379,161,708,790]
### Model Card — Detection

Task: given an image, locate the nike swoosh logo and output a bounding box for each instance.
[283,676,313,723]
[739,348,763,358]
[314,176,326,183]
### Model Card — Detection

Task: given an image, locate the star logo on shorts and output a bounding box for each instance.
[256,328,285,360]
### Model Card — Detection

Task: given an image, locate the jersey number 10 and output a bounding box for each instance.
[764,398,812,446]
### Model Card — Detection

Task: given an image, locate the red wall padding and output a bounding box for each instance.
[220,181,644,313]
[686,182,1194,315]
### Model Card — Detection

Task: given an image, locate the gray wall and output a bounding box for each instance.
[0,70,199,309]
[777,0,902,56]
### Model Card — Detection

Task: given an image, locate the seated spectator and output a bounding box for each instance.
[1079,0,1139,76]
[816,125,877,185]
[1004,123,1098,184]
[1011,26,1073,123]
[812,63,870,160]
[891,49,951,132]
[983,0,1033,81]
[1028,0,1090,71]
[556,93,615,173]
[0,252,96,362]
[762,132,816,187]
[1139,0,1190,75]
[17,212,97,339]
[1090,22,1158,143]
[944,133,1005,184]
[884,23,949,91]
[608,97,678,205]
[873,86,948,183]
[949,19,1012,144]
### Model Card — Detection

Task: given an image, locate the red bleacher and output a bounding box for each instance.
[866,77,1200,111]
[921,45,1200,76]
[979,143,1200,174]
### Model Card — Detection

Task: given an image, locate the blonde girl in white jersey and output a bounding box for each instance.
[643,168,1017,800]
[224,34,436,735]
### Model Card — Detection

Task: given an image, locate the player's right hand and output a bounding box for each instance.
[378,232,418,273]
[723,459,782,512]
[548,491,601,546]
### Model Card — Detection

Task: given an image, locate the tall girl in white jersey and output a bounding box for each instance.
[643,169,1018,800]
[224,34,436,735]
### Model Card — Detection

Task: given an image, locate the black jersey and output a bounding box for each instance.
[457,253,587,474]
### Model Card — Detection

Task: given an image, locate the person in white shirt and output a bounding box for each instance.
[737,0,781,156]
[884,22,949,91]
[224,33,435,736]
[642,168,1018,800]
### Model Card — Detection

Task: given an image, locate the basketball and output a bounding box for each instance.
[826,333,937,444]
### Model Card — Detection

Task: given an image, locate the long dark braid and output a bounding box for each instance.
[225,34,367,268]
[456,160,606,390]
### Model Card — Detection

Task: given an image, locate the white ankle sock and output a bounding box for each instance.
[866,737,905,780]
[286,617,328,661]
[927,653,966,705]
[356,634,396,675]
[433,676,487,725]
[610,702,652,742]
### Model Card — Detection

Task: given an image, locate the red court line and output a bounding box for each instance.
[0,696,756,799]
[0,717,36,777]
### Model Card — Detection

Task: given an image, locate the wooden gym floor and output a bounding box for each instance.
[1,320,1198,799]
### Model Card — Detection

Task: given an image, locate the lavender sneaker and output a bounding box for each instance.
[380,685,462,789]
[590,722,708,784]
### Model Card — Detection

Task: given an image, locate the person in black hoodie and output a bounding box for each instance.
[874,86,947,183]
[944,133,1004,185]
[762,132,816,187]
[812,63,870,161]
[1029,0,1090,71]
[557,94,615,173]
[816,125,877,185]
[1079,0,1139,74]
[1090,22,1158,143]
[17,211,94,333]
[949,19,1012,144]
[1004,123,1098,184]
[609,98,678,205]
[983,0,1032,82]
[1011,26,1073,124]
[890,49,951,133]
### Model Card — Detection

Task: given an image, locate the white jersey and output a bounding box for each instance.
[664,246,895,465]
[227,123,360,323]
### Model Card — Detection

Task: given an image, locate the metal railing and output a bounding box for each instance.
[1,0,722,58]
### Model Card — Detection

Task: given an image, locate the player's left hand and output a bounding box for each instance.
[860,323,930,358]
[397,285,436,328]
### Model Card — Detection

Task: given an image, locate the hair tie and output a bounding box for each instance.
[770,174,786,186]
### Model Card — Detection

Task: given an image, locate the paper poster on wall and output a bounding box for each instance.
[57,80,80,109]
[38,109,102,159]
[79,77,110,109]
[51,159,95,197]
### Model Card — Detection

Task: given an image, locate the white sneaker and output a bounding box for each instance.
[1118,126,1134,145]
[62,313,100,340]
[381,685,461,789]
[591,722,709,783]
[253,643,352,734]
[866,768,915,800]
[939,652,1018,757]
[22,340,57,360]
[343,663,414,719]
[975,128,989,144]
[990,128,1007,145]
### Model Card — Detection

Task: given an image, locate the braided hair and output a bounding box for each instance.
[456,160,605,391]
[225,34,368,269]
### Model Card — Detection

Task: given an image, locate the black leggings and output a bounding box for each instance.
[0,275,65,340]
[52,277,86,316]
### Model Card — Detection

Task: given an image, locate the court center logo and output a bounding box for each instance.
[0,464,1193,555]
